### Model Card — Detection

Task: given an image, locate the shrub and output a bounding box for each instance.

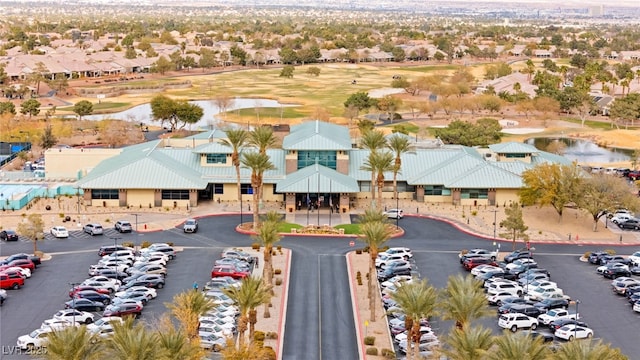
[121,241,134,248]
[471,210,477,216]
[274,269,282,275]
[381,348,395,358]
[263,346,276,360]
[166,242,174,246]
[277,245,282,251]
[605,249,616,255]
[355,249,362,254]
[59,213,65,218]
[275,278,282,286]
[252,243,261,250]
[266,332,278,339]
[364,336,375,346]
[254,331,266,341]
[583,251,592,259]
[365,347,378,355]
[141,241,151,248]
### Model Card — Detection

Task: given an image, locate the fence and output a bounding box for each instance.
[0,184,83,211]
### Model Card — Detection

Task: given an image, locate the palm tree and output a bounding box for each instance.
[240,151,276,230]
[155,316,205,360]
[486,332,548,360]
[255,210,282,317]
[554,338,628,360]
[165,290,216,341]
[441,326,493,360]
[360,129,387,207]
[357,208,390,226]
[44,326,104,360]
[390,279,438,360]
[220,128,248,208]
[361,151,394,210]
[439,274,492,331]
[219,339,274,360]
[105,318,161,360]
[248,126,277,155]
[222,275,273,348]
[358,219,394,321]
[387,134,415,202]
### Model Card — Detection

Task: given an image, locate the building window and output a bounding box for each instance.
[161,190,189,200]
[91,189,119,199]
[460,189,488,199]
[241,184,254,194]
[297,151,337,170]
[424,185,451,196]
[504,153,527,158]
[213,184,223,194]
[206,154,227,164]
[359,181,371,192]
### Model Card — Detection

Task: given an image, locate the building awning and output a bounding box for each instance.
[276,164,359,193]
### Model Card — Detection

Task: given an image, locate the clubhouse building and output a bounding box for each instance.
[44,120,572,212]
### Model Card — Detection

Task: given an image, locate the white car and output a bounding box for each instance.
[397,337,440,354]
[87,316,124,332]
[487,282,523,296]
[597,262,629,274]
[133,256,167,268]
[82,276,121,292]
[486,291,516,306]
[3,266,31,278]
[199,316,236,333]
[527,286,565,302]
[394,326,436,343]
[384,247,413,259]
[41,318,77,330]
[471,264,501,277]
[628,251,640,266]
[633,301,640,313]
[380,275,413,289]
[460,248,498,261]
[53,309,95,325]
[50,226,69,238]
[554,324,593,340]
[498,313,538,332]
[505,258,537,271]
[115,287,157,299]
[612,213,633,224]
[17,328,52,349]
[375,253,407,268]
[384,209,404,219]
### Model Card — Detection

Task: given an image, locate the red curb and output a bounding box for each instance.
[347,252,366,360]
[275,249,291,360]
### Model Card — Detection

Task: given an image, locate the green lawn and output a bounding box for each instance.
[278,223,302,233]
[58,102,131,113]
[335,224,361,234]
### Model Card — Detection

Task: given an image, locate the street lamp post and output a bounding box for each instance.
[491,208,498,240]
[75,187,81,214]
[69,282,80,326]
[396,195,399,230]
[526,247,536,295]
[131,214,140,232]
[574,300,581,340]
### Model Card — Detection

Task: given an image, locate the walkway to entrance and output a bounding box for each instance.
[285,208,351,227]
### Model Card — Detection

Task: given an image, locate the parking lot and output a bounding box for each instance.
[1,215,639,359]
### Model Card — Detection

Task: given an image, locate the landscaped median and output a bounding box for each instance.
[236,222,404,238]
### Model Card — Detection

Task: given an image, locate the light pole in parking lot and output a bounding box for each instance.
[574,300,581,339]
[490,208,498,241]
[525,247,535,295]
[131,214,140,232]
[69,282,80,326]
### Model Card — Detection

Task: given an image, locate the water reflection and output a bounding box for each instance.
[84,98,297,129]
[525,138,631,163]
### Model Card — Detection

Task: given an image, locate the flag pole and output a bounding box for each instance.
[306,176,310,226]
[329,179,332,226]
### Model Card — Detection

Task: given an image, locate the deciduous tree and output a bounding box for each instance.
[20,99,41,118]
[73,100,94,120]
[499,202,529,251]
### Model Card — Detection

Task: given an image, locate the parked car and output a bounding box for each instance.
[1,253,41,267]
[549,318,588,331]
[588,251,610,265]
[127,264,167,277]
[618,218,640,230]
[114,286,157,300]
[120,274,166,290]
[86,316,124,333]
[65,298,106,312]
[554,324,593,341]
[633,301,640,313]
[0,289,7,305]
[221,248,254,263]
[7,258,35,271]
[498,313,539,332]
[596,262,629,274]
[523,330,554,343]
[73,290,111,305]
[383,247,413,259]
[463,257,498,271]
[53,309,95,324]
[533,297,569,311]
[50,226,69,238]
[383,208,404,219]
[115,220,133,233]
[16,328,52,350]
[183,218,199,233]
[41,317,77,330]
[103,303,143,318]
[83,223,104,236]
[199,331,227,351]
[376,253,408,268]
[69,285,111,298]
[0,229,19,241]
[0,273,24,289]
[537,308,579,326]
[460,248,498,262]
[506,304,544,318]
[98,245,132,257]
[487,291,516,306]
[487,281,523,296]
[603,267,632,279]
[211,265,250,280]
[599,255,629,266]
[611,213,633,225]
[628,251,640,266]
[504,249,532,263]
[611,277,639,295]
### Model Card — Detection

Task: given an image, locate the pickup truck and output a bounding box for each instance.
[537,308,580,325]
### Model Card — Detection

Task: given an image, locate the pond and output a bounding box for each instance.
[83,98,298,129]
[525,138,631,164]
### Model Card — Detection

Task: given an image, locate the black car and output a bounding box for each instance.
[588,251,609,265]
[603,267,632,279]
[0,230,19,241]
[98,245,130,257]
[477,270,509,284]
[73,290,111,305]
[618,219,640,230]
[526,331,554,343]
[498,301,532,315]
[508,263,538,276]
[627,292,640,305]
[0,253,41,267]
[504,250,532,263]
[549,318,588,331]
[65,298,106,312]
[377,266,412,282]
[533,297,569,311]
[507,304,544,318]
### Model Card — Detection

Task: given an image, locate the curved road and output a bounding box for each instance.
[1,215,639,359]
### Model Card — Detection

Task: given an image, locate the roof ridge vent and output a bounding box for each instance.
[315,120,319,134]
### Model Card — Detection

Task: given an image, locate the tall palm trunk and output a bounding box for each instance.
[368,249,377,321]
[248,309,258,341]
[262,246,273,318]
[377,173,384,211]
[252,184,259,230]
[237,315,248,348]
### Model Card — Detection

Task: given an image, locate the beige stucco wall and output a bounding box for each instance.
[45,148,122,179]
[90,199,120,207]
[494,189,521,206]
[126,189,154,208]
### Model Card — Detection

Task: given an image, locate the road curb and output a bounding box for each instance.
[346,252,365,360]
[276,248,291,360]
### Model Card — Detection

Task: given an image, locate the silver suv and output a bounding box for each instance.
[115,220,132,233]
[183,219,198,233]
[83,223,104,236]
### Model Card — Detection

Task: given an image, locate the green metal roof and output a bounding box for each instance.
[276,164,359,193]
[489,142,539,154]
[446,162,523,188]
[282,120,352,150]
[193,141,233,154]
[77,142,208,189]
[186,129,229,140]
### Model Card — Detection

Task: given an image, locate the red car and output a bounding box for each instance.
[8,259,35,271]
[103,303,142,318]
[463,257,497,271]
[0,273,25,289]
[211,265,250,279]
[69,285,111,298]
